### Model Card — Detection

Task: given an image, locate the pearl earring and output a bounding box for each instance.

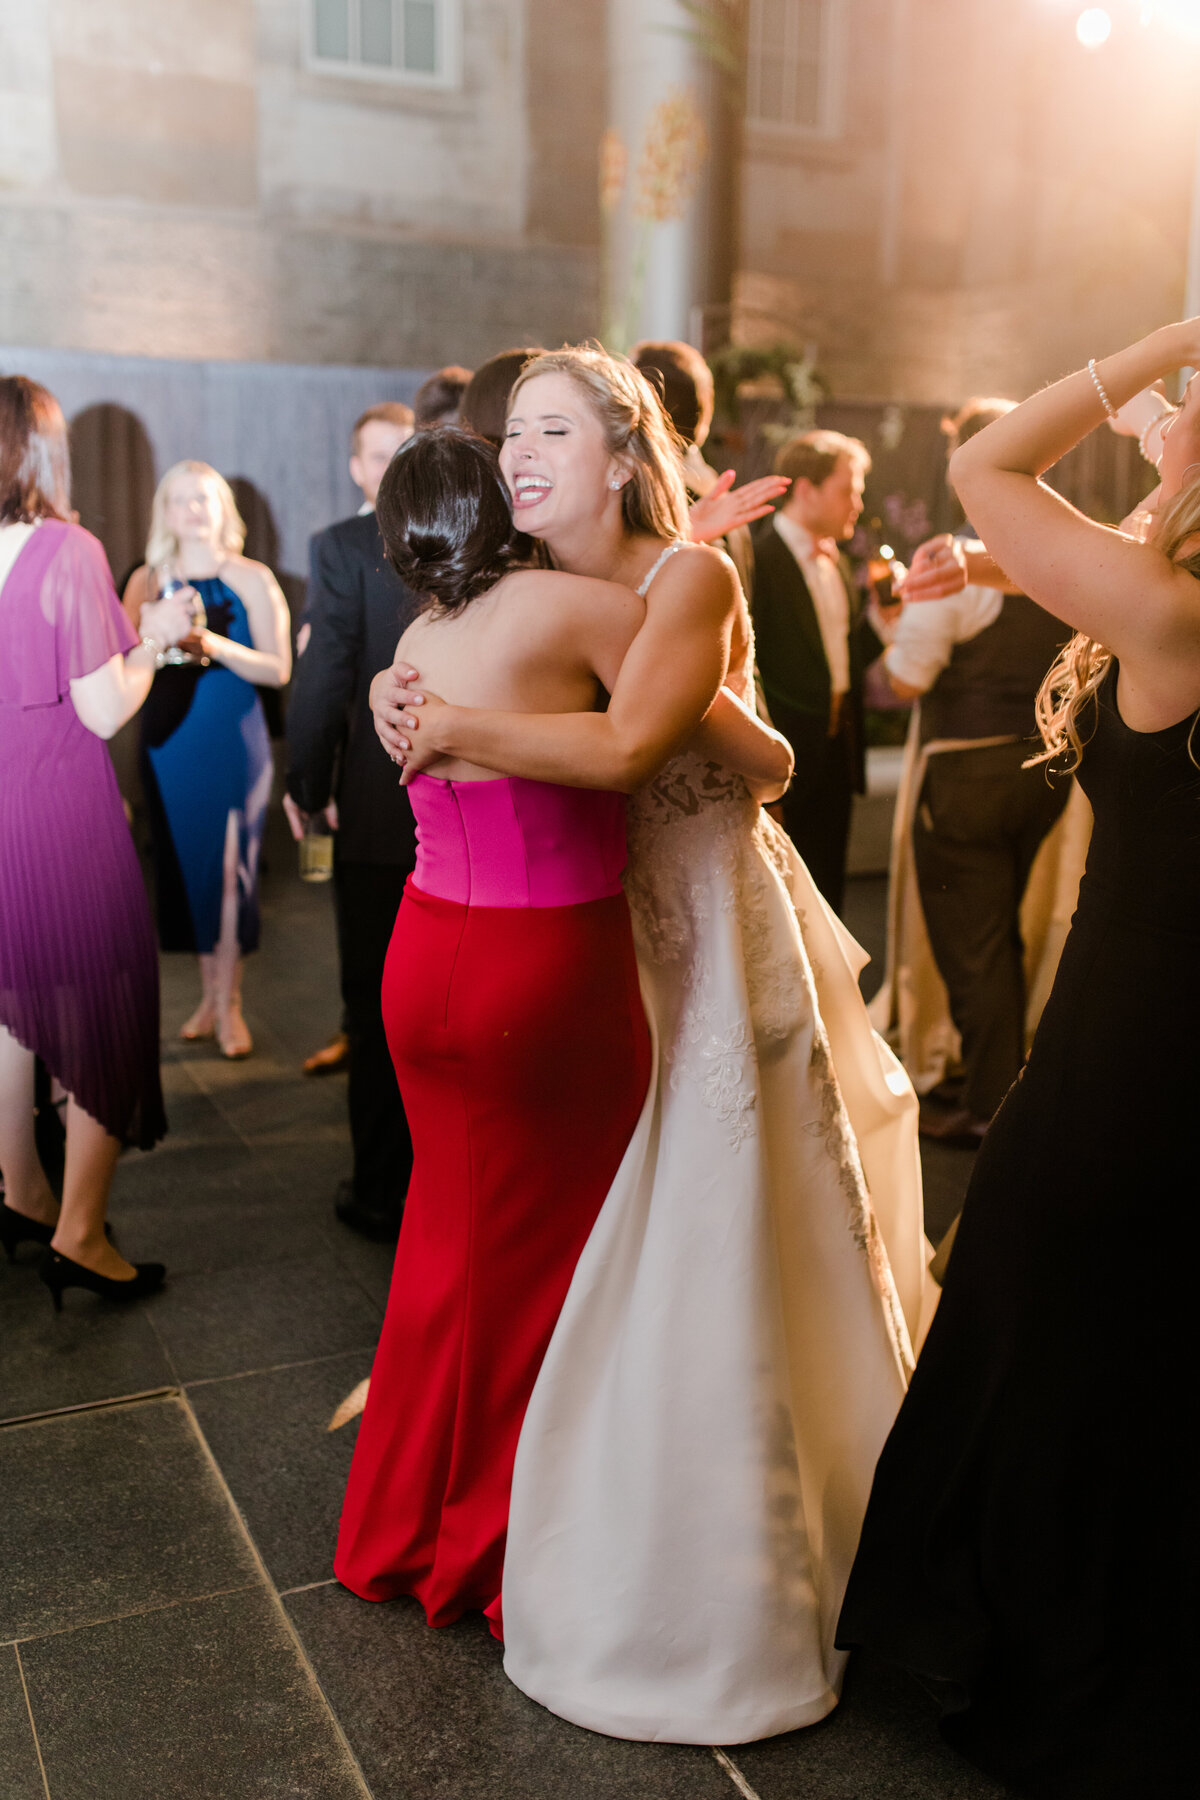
[610,478,622,490]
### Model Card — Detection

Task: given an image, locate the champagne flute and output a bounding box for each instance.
[150,563,209,667]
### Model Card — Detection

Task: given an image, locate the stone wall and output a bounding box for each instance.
[737,0,1195,403]
[0,0,600,368]
[1,0,1194,400]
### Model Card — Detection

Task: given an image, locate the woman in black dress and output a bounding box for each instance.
[838,321,1200,1799]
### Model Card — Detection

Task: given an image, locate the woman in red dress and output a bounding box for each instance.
[334,429,653,1630]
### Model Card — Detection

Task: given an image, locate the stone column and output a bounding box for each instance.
[602,0,745,352]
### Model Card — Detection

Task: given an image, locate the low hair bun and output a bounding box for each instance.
[375,428,530,614]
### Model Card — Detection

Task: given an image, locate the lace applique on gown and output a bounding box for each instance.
[501,563,930,1744]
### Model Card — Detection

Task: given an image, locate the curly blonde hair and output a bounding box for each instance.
[146,460,246,568]
[1030,470,1200,769]
[508,345,691,543]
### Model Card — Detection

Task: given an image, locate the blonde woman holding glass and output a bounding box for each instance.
[122,462,291,1059]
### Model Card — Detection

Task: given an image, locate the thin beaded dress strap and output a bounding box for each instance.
[636,540,686,598]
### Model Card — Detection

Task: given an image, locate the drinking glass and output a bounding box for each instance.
[299,813,335,883]
[150,564,209,667]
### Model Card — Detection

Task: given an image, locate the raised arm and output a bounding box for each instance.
[376,544,737,793]
[948,322,1200,669]
[71,591,194,739]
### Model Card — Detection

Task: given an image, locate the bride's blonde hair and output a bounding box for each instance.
[1030,469,1200,768]
[507,345,691,543]
[146,460,246,568]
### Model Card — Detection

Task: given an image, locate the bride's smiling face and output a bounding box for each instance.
[500,372,627,539]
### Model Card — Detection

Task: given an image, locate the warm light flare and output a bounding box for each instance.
[1144,0,1200,40]
[1076,7,1113,48]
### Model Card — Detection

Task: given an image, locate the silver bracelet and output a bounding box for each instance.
[138,635,164,657]
[1088,358,1118,420]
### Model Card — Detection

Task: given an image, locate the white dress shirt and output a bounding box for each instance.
[883,585,1004,694]
[772,511,850,695]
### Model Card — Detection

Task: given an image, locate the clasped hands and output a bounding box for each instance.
[370,662,443,783]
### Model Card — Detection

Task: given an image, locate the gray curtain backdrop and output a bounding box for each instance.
[0,345,426,592]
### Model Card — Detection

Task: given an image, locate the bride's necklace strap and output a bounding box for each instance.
[636,540,686,598]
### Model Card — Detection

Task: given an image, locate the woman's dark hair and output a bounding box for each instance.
[412,365,474,428]
[0,375,71,523]
[375,427,531,614]
[458,348,543,447]
[631,339,714,448]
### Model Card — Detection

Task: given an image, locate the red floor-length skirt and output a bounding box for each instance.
[335,880,651,1630]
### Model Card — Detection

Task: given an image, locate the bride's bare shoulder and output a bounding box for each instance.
[501,567,643,623]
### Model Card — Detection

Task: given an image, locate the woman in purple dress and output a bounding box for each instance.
[0,377,190,1307]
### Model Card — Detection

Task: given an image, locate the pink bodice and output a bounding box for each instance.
[408,774,627,908]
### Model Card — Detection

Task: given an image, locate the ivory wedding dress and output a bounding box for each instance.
[499,548,931,1744]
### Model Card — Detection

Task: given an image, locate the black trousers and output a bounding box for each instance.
[771,700,856,915]
[913,740,1070,1121]
[334,859,413,1216]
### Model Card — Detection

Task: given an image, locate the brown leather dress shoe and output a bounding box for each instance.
[303,1031,350,1076]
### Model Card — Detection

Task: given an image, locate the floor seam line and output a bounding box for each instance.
[177,1390,374,1797]
[278,1578,338,1598]
[711,1746,764,1799]
[6,1583,263,1648]
[13,1642,53,1800]
[185,1347,378,1390]
[146,1308,184,1389]
[0,1386,179,1431]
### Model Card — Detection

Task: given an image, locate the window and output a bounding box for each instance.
[746,0,838,135]
[308,0,461,87]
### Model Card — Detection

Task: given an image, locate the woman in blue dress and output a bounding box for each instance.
[123,462,291,1058]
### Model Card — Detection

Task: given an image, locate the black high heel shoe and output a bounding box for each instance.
[1,1206,114,1262]
[39,1248,166,1313]
[0,1204,55,1260]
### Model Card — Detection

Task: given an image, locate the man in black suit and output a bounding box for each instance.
[285,402,418,1240]
[751,430,888,914]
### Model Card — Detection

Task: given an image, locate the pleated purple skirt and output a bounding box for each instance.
[0,698,166,1149]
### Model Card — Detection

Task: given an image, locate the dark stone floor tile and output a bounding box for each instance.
[0,1645,45,1800]
[188,1350,371,1591]
[111,1182,329,1279]
[843,875,888,992]
[151,1067,244,1147]
[111,1138,258,1206]
[0,1262,174,1425]
[918,1142,974,1246]
[328,1227,398,1311]
[149,1255,382,1383]
[728,1654,1012,1800]
[22,1586,368,1800]
[0,1395,257,1641]
[257,1138,356,1212]
[286,1584,736,1800]
[185,1064,349,1150]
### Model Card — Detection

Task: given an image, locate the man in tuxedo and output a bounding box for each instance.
[285,402,419,1240]
[751,430,885,913]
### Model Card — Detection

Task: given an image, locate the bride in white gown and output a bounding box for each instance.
[371,350,930,1744]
